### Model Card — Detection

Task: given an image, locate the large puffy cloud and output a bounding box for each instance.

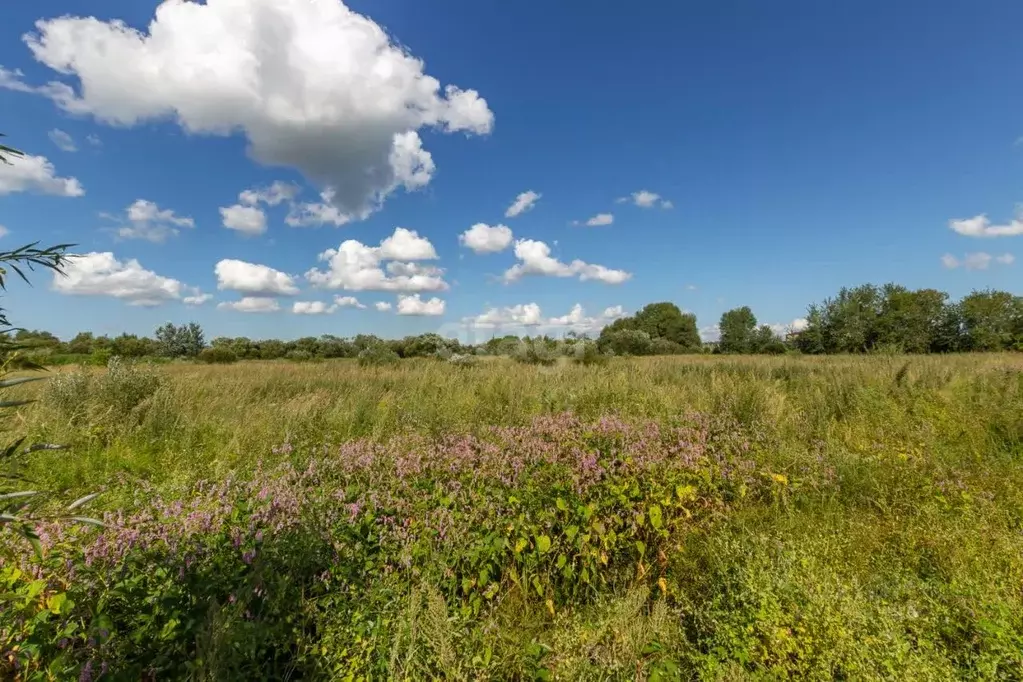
[503,239,631,284]
[0,153,84,196]
[396,294,445,316]
[217,297,280,313]
[215,259,299,296]
[505,191,540,218]
[5,0,492,221]
[465,303,625,333]
[949,212,1023,238]
[52,251,186,306]
[108,198,194,242]
[306,227,447,292]
[459,223,513,254]
[941,252,1015,270]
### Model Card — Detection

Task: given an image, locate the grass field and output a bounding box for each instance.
[3,354,1023,679]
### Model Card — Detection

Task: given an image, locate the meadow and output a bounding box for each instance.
[3,353,1023,680]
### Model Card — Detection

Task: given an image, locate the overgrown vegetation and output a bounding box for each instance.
[2,354,1022,678]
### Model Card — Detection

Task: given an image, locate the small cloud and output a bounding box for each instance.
[0,225,8,238]
[183,291,212,306]
[374,301,392,311]
[505,190,540,218]
[685,284,697,291]
[579,213,613,227]
[660,199,673,209]
[0,154,84,196]
[941,252,1014,271]
[503,239,631,284]
[396,293,445,316]
[48,128,77,152]
[459,223,513,253]
[949,211,1023,237]
[86,134,101,146]
[334,295,366,309]
[217,297,280,313]
[109,199,194,242]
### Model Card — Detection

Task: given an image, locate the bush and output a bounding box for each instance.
[357,345,400,367]
[448,353,478,368]
[92,357,165,419]
[571,340,608,366]
[88,349,111,366]
[43,369,91,422]
[512,339,558,366]
[601,329,653,356]
[198,347,238,364]
[285,350,314,362]
[650,338,686,355]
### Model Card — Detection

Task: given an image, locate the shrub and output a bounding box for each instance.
[512,339,558,366]
[92,357,165,419]
[357,344,400,367]
[198,347,238,364]
[88,349,111,366]
[285,350,313,362]
[448,353,478,367]
[571,340,608,366]
[601,329,653,356]
[650,338,686,355]
[43,370,91,422]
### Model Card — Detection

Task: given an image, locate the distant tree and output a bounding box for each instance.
[67,331,95,355]
[874,285,948,354]
[633,302,701,349]
[719,307,758,353]
[155,322,205,357]
[959,290,1023,351]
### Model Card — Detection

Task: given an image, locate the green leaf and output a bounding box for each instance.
[514,537,528,554]
[635,540,646,556]
[0,377,45,389]
[67,492,101,511]
[69,516,106,528]
[532,576,544,597]
[536,534,552,554]
[0,490,39,501]
[0,399,35,408]
[555,497,568,512]
[648,505,663,530]
[556,554,567,569]
[565,525,579,541]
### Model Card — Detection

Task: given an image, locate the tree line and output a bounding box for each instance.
[11,285,1023,363]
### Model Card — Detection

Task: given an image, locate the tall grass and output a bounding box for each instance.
[2,354,1022,678]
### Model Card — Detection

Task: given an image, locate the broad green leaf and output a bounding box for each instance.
[565,525,579,541]
[514,537,528,554]
[556,553,567,569]
[555,498,568,512]
[648,505,663,530]
[536,534,552,554]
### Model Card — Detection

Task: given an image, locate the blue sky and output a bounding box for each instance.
[1,0,1021,342]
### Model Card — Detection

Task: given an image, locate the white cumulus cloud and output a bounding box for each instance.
[183,291,213,306]
[292,300,334,315]
[505,190,540,218]
[374,301,392,311]
[465,303,625,334]
[307,227,447,292]
[941,252,1015,271]
[52,251,186,306]
[4,0,493,222]
[396,294,445,316]
[503,239,631,285]
[577,213,613,227]
[0,153,84,196]
[459,223,513,253]
[48,128,76,152]
[215,259,299,296]
[617,190,671,209]
[109,198,194,242]
[220,204,267,236]
[949,211,1023,238]
[218,297,280,313]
